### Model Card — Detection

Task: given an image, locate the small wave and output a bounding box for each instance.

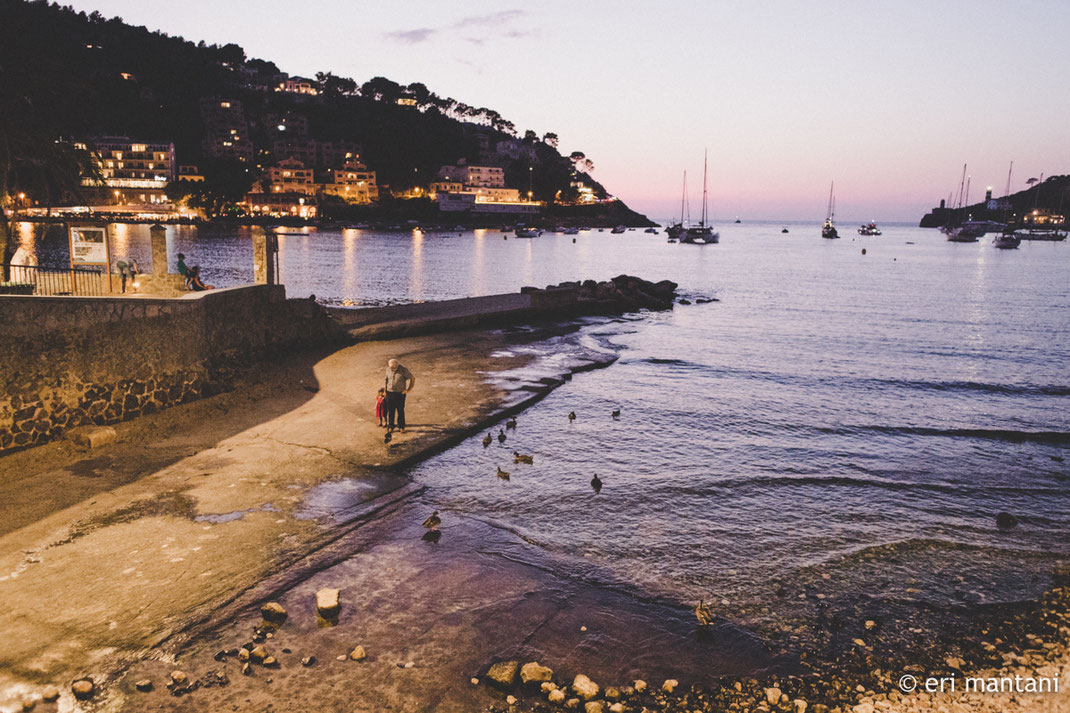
[643,357,694,366]
[874,379,1070,397]
[660,474,1067,497]
[816,425,1070,445]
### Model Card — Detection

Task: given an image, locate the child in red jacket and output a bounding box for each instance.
[375,387,386,427]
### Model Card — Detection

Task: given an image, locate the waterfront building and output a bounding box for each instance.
[319,160,379,204]
[267,158,316,195]
[242,186,317,218]
[199,98,253,161]
[276,77,319,96]
[437,160,506,188]
[80,136,175,205]
[177,165,205,182]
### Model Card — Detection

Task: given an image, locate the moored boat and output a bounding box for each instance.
[821,181,839,238]
[611,225,627,234]
[563,227,579,235]
[681,150,719,244]
[515,226,542,238]
[858,222,882,236]
[992,231,1021,249]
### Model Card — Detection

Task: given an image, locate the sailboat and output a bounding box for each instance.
[681,150,719,244]
[666,172,687,241]
[941,164,983,242]
[821,181,839,238]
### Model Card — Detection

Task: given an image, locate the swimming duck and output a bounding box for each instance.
[695,600,714,627]
[505,417,517,430]
[513,451,534,464]
[568,411,577,423]
[611,409,621,419]
[497,429,507,444]
[590,473,602,493]
[482,433,492,448]
[496,466,511,480]
[422,511,441,529]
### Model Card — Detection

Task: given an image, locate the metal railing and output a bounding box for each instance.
[1,263,104,296]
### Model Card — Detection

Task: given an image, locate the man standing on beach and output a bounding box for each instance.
[384,358,415,432]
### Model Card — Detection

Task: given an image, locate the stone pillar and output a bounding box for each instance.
[150,223,168,275]
[253,229,277,285]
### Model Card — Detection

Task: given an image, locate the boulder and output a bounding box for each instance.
[249,646,268,663]
[349,645,367,661]
[662,679,679,693]
[134,679,153,692]
[316,588,341,619]
[765,687,783,704]
[633,679,647,693]
[41,688,59,703]
[548,688,566,703]
[485,660,520,689]
[260,602,288,624]
[584,702,605,713]
[794,699,808,713]
[520,661,554,684]
[604,686,621,700]
[572,674,600,700]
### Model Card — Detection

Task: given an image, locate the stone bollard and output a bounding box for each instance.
[150,223,168,276]
[253,229,277,285]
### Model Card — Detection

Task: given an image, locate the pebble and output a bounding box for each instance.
[486,660,520,688]
[262,656,278,668]
[506,695,517,705]
[250,645,268,662]
[349,645,367,661]
[19,697,37,712]
[548,689,566,703]
[794,699,808,713]
[403,661,415,669]
[633,679,647,693]
[336,655,347,661]
[301,656,316,667]
[41,688,59,703]
[573,673,600,700]
[72,678,95,700]
[261,601,288,624]
[865,620,877,630]
[609,704,625,713]
[765,687,783,704]
[661,679,679,693]
[238,647,251,662]
[242,662,253,676]
[169,671,188,686]
[520,661,554,684]
[134,679,153,692]
[542,681,558,692]
[584,702,605,713]
[316,588,341,619]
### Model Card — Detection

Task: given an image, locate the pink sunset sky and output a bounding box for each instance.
[66,0,1070,222]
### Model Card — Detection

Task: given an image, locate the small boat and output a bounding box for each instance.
[821,181,839,238]
[781,227,789,233]
[1015,228,1067,241]
[667,238,678,243]
[942,226,980,242]
[734,217,741,223]
[563,227,579,235]
[992,231,1021,249]
[858,222,882,236]
[515,226,542,238]
[611,225,627,234]
[644,227,658,234]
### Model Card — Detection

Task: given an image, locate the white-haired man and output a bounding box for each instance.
[384,358,415,432]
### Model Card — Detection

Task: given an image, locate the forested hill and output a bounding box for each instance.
[920,174,1070,227]
[0,0,633,208]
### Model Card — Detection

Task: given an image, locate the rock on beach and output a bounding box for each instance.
[485,660,520,689]
[316,588,341,619]
[572,673,600,700]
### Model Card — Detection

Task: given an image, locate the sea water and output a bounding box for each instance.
[16,221,1070,620]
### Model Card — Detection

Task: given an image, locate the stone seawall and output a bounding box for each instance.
[0,285,344,452]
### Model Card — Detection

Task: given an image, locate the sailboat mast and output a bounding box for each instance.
[701,149,709,227]
[1004,161,1013,197]
[826,181,834,220]
[679,171,686,224]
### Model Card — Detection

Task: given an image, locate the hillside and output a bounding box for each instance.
[919,174,1070,227]
[0,0,651,223]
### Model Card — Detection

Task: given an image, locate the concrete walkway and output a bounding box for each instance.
[0,328,543,709]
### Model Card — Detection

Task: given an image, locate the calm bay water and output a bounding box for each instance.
[17,220,1070,618]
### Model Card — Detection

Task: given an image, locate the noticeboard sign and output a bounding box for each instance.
[69,225,110,266]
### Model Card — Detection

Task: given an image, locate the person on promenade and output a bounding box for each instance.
[375,387,387,427]
[384,358,415,433]
[176,253,196,289]
[115,259,137,293]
